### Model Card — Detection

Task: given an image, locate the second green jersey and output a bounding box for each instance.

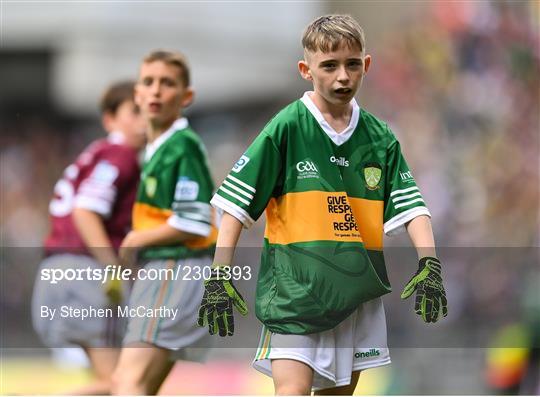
[211,93,430,334]
[134,118,217,260]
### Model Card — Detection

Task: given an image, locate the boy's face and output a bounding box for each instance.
[135,60,193,127]
[298,43,371,107]
[103,100,146,149]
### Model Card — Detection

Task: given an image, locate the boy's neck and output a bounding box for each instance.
[146,117,179,143]
[309,92,352,134]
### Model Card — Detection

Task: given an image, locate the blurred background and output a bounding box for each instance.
[1,0,539,395]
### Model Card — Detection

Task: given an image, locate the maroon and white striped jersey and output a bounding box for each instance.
[44,133,140,254]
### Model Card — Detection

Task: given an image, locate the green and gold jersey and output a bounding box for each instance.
[211,93,430,334]
[134,118,217,260]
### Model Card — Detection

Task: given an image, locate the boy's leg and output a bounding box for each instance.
[113,258,211,395]
[64,347,120,395]
[271,358,314,395]
[111,342,174,395]
[314,370,361,396]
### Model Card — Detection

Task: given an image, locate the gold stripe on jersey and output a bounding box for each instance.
[132,202,218,249]
[264,191,383,249]
[133,202,172,230]
[349,197,383,250]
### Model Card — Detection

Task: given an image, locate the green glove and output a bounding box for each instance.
[401,257,448,323]
[197,266,248,336]
[104,277,123,306]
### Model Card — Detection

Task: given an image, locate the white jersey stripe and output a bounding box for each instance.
[392,192,422,203]
[222,179,254,199]
[394,197,425,209]
[174,202,211,213]
[74,196,113,217]
[219,186,251,206]
[390,186,419,197]
[167,215,211,236]
[176,211,211,223]
[227,175,256,193]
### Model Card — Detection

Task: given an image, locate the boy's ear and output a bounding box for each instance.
[364,55,372,73]
[102,111,114,133]
[181,87,194,108]
[298,60,312,81]
[134,83,143,107]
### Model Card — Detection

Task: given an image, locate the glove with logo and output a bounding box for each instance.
[401,257,448,323]
[197,266,248,336]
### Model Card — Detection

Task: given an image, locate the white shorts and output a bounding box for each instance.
[32,254,127,348]
[123,256,213,362]
[252,297,391,391]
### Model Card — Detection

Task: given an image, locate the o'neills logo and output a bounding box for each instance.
[354,349,381,359]
[330,156,349,167]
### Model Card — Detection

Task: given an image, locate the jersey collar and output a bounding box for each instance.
[300,91,360,146]
[144,117,188,162]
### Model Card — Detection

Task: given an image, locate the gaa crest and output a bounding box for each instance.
[363,163,382,190]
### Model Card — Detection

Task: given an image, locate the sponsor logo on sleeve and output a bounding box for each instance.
[232,155,250,173]
[399,170,414,183]
[174,177,199,201]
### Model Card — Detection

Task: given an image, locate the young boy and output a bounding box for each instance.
[32,80,145,394]
[198,15,448,395]
[111,50,217,395]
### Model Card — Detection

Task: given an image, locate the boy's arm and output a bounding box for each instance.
[118,225,200,264]
[199,130,282,336]
[72,208,119,266]
[121,224,200,248]
[213,212,244,266]
[402,215,448,323]
[72,207,123,304]
[405,215,436,259]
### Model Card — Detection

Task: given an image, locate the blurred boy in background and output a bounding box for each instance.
[112,50,217,395]
[32,80,145,394]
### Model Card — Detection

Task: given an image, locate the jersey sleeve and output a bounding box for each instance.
[74,152,120,218]
[383,139,431,236]
[167,144,214,237]
[74,146,138,218]
[211,131,282,228]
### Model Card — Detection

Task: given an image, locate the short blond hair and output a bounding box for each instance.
[142,49,191,87]
[302,14,365,54]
